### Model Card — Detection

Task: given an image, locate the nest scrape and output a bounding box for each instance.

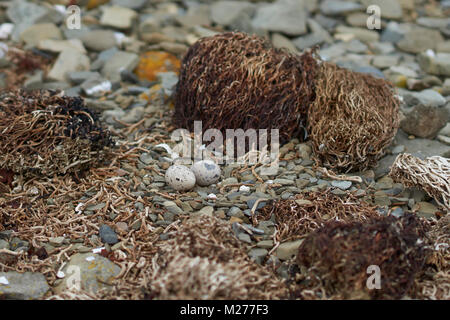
[389,153,450,211]
[255,190,382,243]
[294,214,431,299]
[308,62,400,172]
[0,89,114,177]
[149,215,289,300]
[173,32,318,144]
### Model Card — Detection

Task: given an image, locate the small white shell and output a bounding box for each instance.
[165,165,196,191]
[191,160,221,186]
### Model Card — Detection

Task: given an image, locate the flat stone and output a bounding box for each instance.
[320,0,362,16]
[163,201,184,215]
[99,224,119,245]
[252,0,307,36]
[0,272,49,300]
[47,50,90,82]
[276,239,304,260]
[210,1,255,26]
[38,39,86,54]
[20,23,62,46]
[100,6,137,30]
[55,253,120,294]
[400,104,449,139]
[397,27,443,54]
[80,30,118,52]
[293,18,332,50]
[101,51,139,82]
[331,180,352,190]
[418,52,450,77]
[248,248,268,264]
[271,33,298,53]
[361,0,403,20]
[112,0,147,10]
[176,4,211,28]
[335,26,380,43]
[6,0,52,41]
[67,71,101,85]
[401,89,446,108]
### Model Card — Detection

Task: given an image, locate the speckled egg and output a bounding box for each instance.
[165,165,196,191]
[191,160,221,186]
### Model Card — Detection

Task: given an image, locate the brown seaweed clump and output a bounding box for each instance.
[415,215,449,300]
[308,62,400,172]
[0,47,52,89]
[173,32,318,144]
[173,32,400,172]
[255,190,382,243]
[149,215,289,300]
[0,89,114,177]
[294,214,431,299]
[389,153,450,211]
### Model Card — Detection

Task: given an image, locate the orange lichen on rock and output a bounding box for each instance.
[134,51,181,82]
[86,0,110,9]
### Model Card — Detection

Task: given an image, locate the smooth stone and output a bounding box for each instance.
[101,51,139,82]
[400,104,449,139]
[20,23,62,47]
[0,272,49,300]
[47,50,90,82]
[251,0,307,36]
[100,6,137,30]
[238,233,252,244]
[397,27,443,54]
[38,39,86,54]
[335,26,380,43]
[112,0,147,10]
[6,0,53,41]
[248,248,268,264]
[320,0,362,16]
[99,224,119,245]
[401,89,446,108]
[67,71,101,85]
[80,30,118,52]
[361,0,403,20]
[276,239,304,260]
[418,52,450,77]
[271,33,298,53]
[331,180,352,190]
[210,1,255,26]
[163,201,184,215]
[54,253,120,294]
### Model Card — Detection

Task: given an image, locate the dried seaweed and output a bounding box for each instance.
[173,32,400,171]
[0,89,114,177]
[255,190,381,243]
[308,62,400,172]
[294,214,431,299]
[149,215,289,300]
[1,47,52,89]
[173,32,318,145]
[389,153,450,211]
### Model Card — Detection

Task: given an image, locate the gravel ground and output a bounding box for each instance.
[0,0,449,300]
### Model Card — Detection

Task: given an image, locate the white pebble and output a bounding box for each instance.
[0,276,9,285]
[207,193,217,200]
[165,165,196,191]
[239,185,250,193]
[191,160,221,186]
[56,271,65,279]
